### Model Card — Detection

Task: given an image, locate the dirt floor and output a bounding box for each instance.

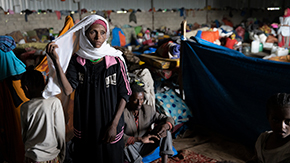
[172,127,255,163]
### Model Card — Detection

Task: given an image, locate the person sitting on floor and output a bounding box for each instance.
[20,68,66,163]
[124,82,175,163]
[250,93,290,163]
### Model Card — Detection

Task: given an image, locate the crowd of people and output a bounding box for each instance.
[1,9,290,163]
[19,15,175,163]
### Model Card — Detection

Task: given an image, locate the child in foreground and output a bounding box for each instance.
[252,93,290,163]
[20,68,65,163]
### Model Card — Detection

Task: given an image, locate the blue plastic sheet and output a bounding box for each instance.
[182,37,290,146]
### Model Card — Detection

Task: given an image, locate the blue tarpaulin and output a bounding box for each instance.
[182,37,290,146]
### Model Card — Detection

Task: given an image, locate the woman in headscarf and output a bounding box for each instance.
[278,8,290,48]
[46,15,131,163]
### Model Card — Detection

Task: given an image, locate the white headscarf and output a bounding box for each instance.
[43,15,125,98]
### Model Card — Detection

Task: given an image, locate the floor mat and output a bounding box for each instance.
[151,149,217,163]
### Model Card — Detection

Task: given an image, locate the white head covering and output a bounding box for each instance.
[43,15,125,98]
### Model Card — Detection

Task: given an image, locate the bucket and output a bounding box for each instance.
[251,40,259,53]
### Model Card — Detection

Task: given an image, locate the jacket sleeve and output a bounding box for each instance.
[123,133,130,146]
[124,133,137,147]
[116,57,131,102]
[150,105,175,130]
[53,99,66,162]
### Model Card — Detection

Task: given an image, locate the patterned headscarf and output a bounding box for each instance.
[0,36,16,52]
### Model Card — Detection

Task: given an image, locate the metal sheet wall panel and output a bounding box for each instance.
[0,0,287,13]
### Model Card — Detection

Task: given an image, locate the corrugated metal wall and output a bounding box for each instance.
[0,0,289,13]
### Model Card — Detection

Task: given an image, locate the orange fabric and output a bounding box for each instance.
[35,15,74,80]
[119,31,126,47]
[268,55,290,62]
[201,30,219,43]
[12,80,29,102]
[35,56,49,82]
[58,16,74,37]
[35,14,74,79]
[0,80,25,163]
[12,80,29,116]
[222,19,233,27]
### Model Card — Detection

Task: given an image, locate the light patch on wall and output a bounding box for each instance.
[267,7,280,11]
[116,11,127,14]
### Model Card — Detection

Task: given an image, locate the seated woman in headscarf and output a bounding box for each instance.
[46,15,131,163]
[123,83,175,163]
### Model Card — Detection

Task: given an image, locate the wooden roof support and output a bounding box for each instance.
[178,20,186,100]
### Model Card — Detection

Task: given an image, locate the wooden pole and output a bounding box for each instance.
[78,2,81,20]
[151,0,154,30]
[178,20,187,100]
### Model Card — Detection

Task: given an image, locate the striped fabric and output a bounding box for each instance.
[110,126,124,144]
[0,36,16,52]
[117,57,132,96]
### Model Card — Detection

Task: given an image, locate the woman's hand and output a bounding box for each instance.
[46,42,59,62]
[102,125,117,143]
[141,134,160,144]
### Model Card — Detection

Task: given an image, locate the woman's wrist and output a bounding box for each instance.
[53,58,60,65]
[111,120,118,128]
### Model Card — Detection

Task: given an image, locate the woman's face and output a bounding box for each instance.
[85,23,107,48]
[285,9,288,16]
[128,92,145,110]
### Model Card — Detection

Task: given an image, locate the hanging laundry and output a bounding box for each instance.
[22,9,33,22]
[148,7,156,12]
[106,10,112,19]
[179,7,186,19]
[81,8,87,14]
[96,10,105,17]
[129,10,137,23]
[55,10,61,20]
[8,9,14,14]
